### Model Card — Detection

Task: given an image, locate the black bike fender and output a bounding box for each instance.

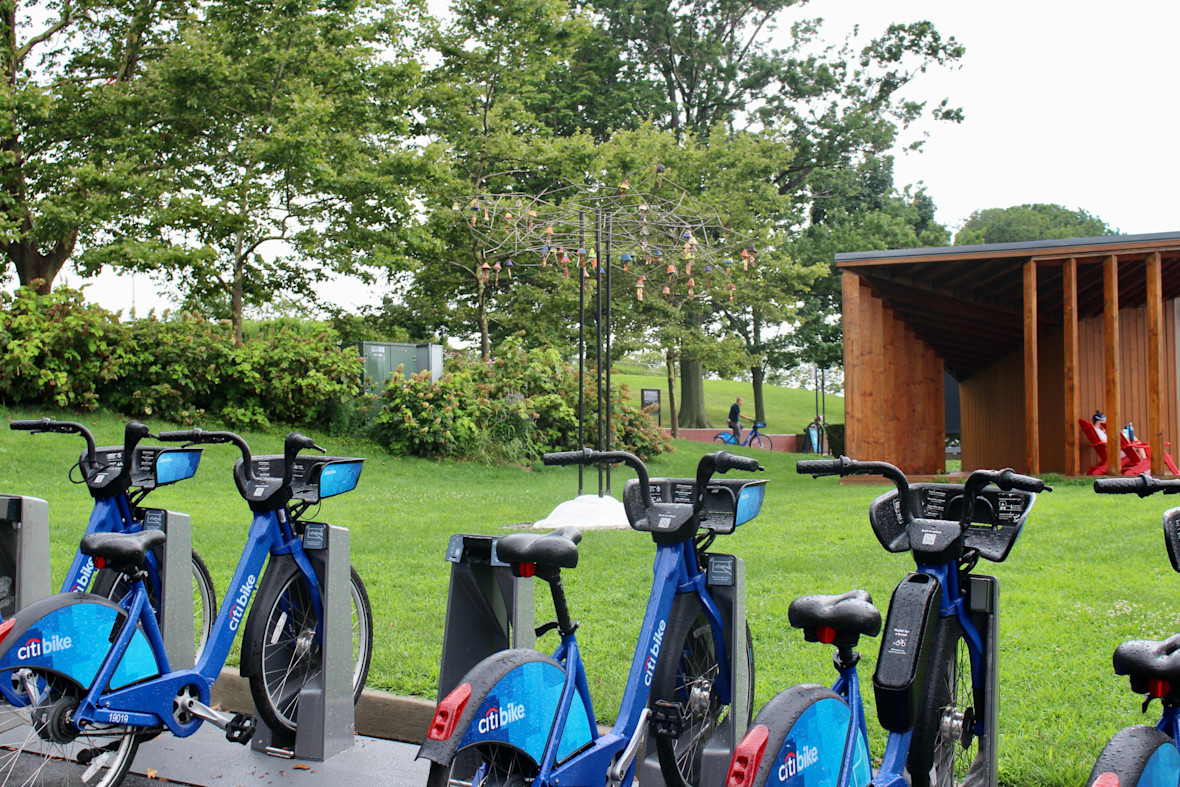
[238,554,297,680]
[417,648,574,768]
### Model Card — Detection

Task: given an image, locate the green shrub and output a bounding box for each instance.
[371,337,671,463]
[0,287,128,410]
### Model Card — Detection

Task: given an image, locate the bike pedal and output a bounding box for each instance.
[649,699,684,739]
[225,713,256,744]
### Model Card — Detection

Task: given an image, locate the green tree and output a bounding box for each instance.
[79,0,422,343]
[1,0,186,292]
[954,203,1116,245]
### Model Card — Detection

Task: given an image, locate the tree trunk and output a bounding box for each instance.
[477,269,490,362]
[751,365,766,426]
[679,357,708,428]
[231,236,245,346]
[665,348,679,439]
[750,308,766,423]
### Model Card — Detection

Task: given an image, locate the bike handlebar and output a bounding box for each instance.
[1094,474,1180,497]
[10,418,98,463]
[159,428,323,490]
[543,449,653,508]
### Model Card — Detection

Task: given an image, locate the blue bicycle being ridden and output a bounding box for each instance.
[714,423,773,451]
[725,457,1045,787]
[0,429,372,787]
[1087,473,1180,787]
[7,418,215,656]
[420,448,767,787]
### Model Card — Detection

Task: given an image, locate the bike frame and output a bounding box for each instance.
[821,561,985,787]
[69,505,324,736]
[61,494,162,595]
[511,534,731,785]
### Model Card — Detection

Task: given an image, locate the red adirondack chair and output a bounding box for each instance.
[1077,418,1180,475]
[1078,418,1112,475]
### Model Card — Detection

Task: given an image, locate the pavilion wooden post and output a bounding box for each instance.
[1063,258,1080,476]
[1104,255,1121,475]
[1023,261,1039,475]
[1147,251,1165,473]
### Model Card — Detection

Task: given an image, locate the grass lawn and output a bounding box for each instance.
[0,405,1165,786]
[611,372,844,435]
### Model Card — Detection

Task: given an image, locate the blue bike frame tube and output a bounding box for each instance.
[872,729,913,787]
[61,496,131,593]
[1157,705,1180,744]
[536,635,589,781]
[921,562,986,738]
[832,664,867,787]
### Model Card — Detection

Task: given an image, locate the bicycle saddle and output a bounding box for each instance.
[80,530,167,575]
[497,526,582,570]
[789,590,882,643]
[1113,633,1180,686]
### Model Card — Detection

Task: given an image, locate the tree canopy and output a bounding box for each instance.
[954,203,1117,245]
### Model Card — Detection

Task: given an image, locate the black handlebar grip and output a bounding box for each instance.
[715,452,762,473]
[1094,476,1151,495]
[285,432,320,451]
[543,448,595,466]
[158,430,202,442]
[996,469,1047,494]
[796,458,845,477]
[9,419,49,431]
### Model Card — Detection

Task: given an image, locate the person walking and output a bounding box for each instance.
[728,396,753,442]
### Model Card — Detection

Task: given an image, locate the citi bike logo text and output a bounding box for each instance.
[478,702,526,734]
[642,619,667,686]
[228,575,257,632]
[17,634,73,660]
[70,559,97,593]
[778,745,819,781]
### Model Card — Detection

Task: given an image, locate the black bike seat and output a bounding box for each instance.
[79,530,166,574]
[789,590,882,642]
[1113,634,1180,685]
[497,526,582,570]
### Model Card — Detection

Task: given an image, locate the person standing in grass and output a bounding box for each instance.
[728,397,753,442]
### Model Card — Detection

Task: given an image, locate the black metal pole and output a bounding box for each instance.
[596,208,604,495]
[605,212,613,495]
[577,211,586,495]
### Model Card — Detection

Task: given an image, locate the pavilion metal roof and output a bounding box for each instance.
[835,232,1180,380]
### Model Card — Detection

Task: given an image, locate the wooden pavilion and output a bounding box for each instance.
[836,232,1180,476]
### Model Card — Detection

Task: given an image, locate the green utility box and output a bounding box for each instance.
[351,342,444,390]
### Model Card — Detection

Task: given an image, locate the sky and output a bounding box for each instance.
[54,0,1180,316]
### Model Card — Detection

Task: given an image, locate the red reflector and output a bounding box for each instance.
[725,724,769,787]
[94,557,106,569]
[427,683,472,741]
[818,626,836,644]
[1150,678,1171,698]
[1093,773,1119,787]
[518,562,536,578]
[0,618,14,644]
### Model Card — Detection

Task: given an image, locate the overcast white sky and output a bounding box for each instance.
[66,0,1180,315]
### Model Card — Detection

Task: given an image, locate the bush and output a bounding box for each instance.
[0,287,128,410]
[826,423,845,457]
[371,337,671,463]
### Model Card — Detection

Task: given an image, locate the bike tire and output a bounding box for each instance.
[752,434,773,451]
[0,669,142,787]
[92,549,218,661]
[1087,725,1180,786]
[651,592,754,787]
[908,617,991,787]
[736,684,871,787]
[244,561,374,734]
[426,744,538,787]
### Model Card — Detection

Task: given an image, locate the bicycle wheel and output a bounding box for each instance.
[651,593,754,787]
[0,669,142,787]
[93,549,217,661]
[752,434,773,451]
[1087,725,1180,786]
[426,744,539,787]
[908,618,990,787]
[244,561,374,734]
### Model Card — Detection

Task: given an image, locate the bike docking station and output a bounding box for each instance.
[438,533,535,697]
[251,522,356,762]
[141,507,197,669]
[640,552,750,787]
[0,494,50,620]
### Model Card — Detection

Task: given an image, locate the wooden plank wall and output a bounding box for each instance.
[960,353,1026,472]
[1077,301,1178,472]
[842,273,946,473]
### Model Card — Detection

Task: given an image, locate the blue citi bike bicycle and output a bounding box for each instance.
[7,418,216,655]
[420,448,766,787]
[714,423,773,451]
[0,429,373,787]
[1086,473,1180,787]
[725,457,1046,787]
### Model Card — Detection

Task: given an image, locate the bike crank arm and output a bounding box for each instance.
[607,707,651,786]
[183,696,256,744]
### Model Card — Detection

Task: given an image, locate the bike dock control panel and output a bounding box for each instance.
[438,534,535,700]
[0,495,50,621]
[252,523,356,761]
